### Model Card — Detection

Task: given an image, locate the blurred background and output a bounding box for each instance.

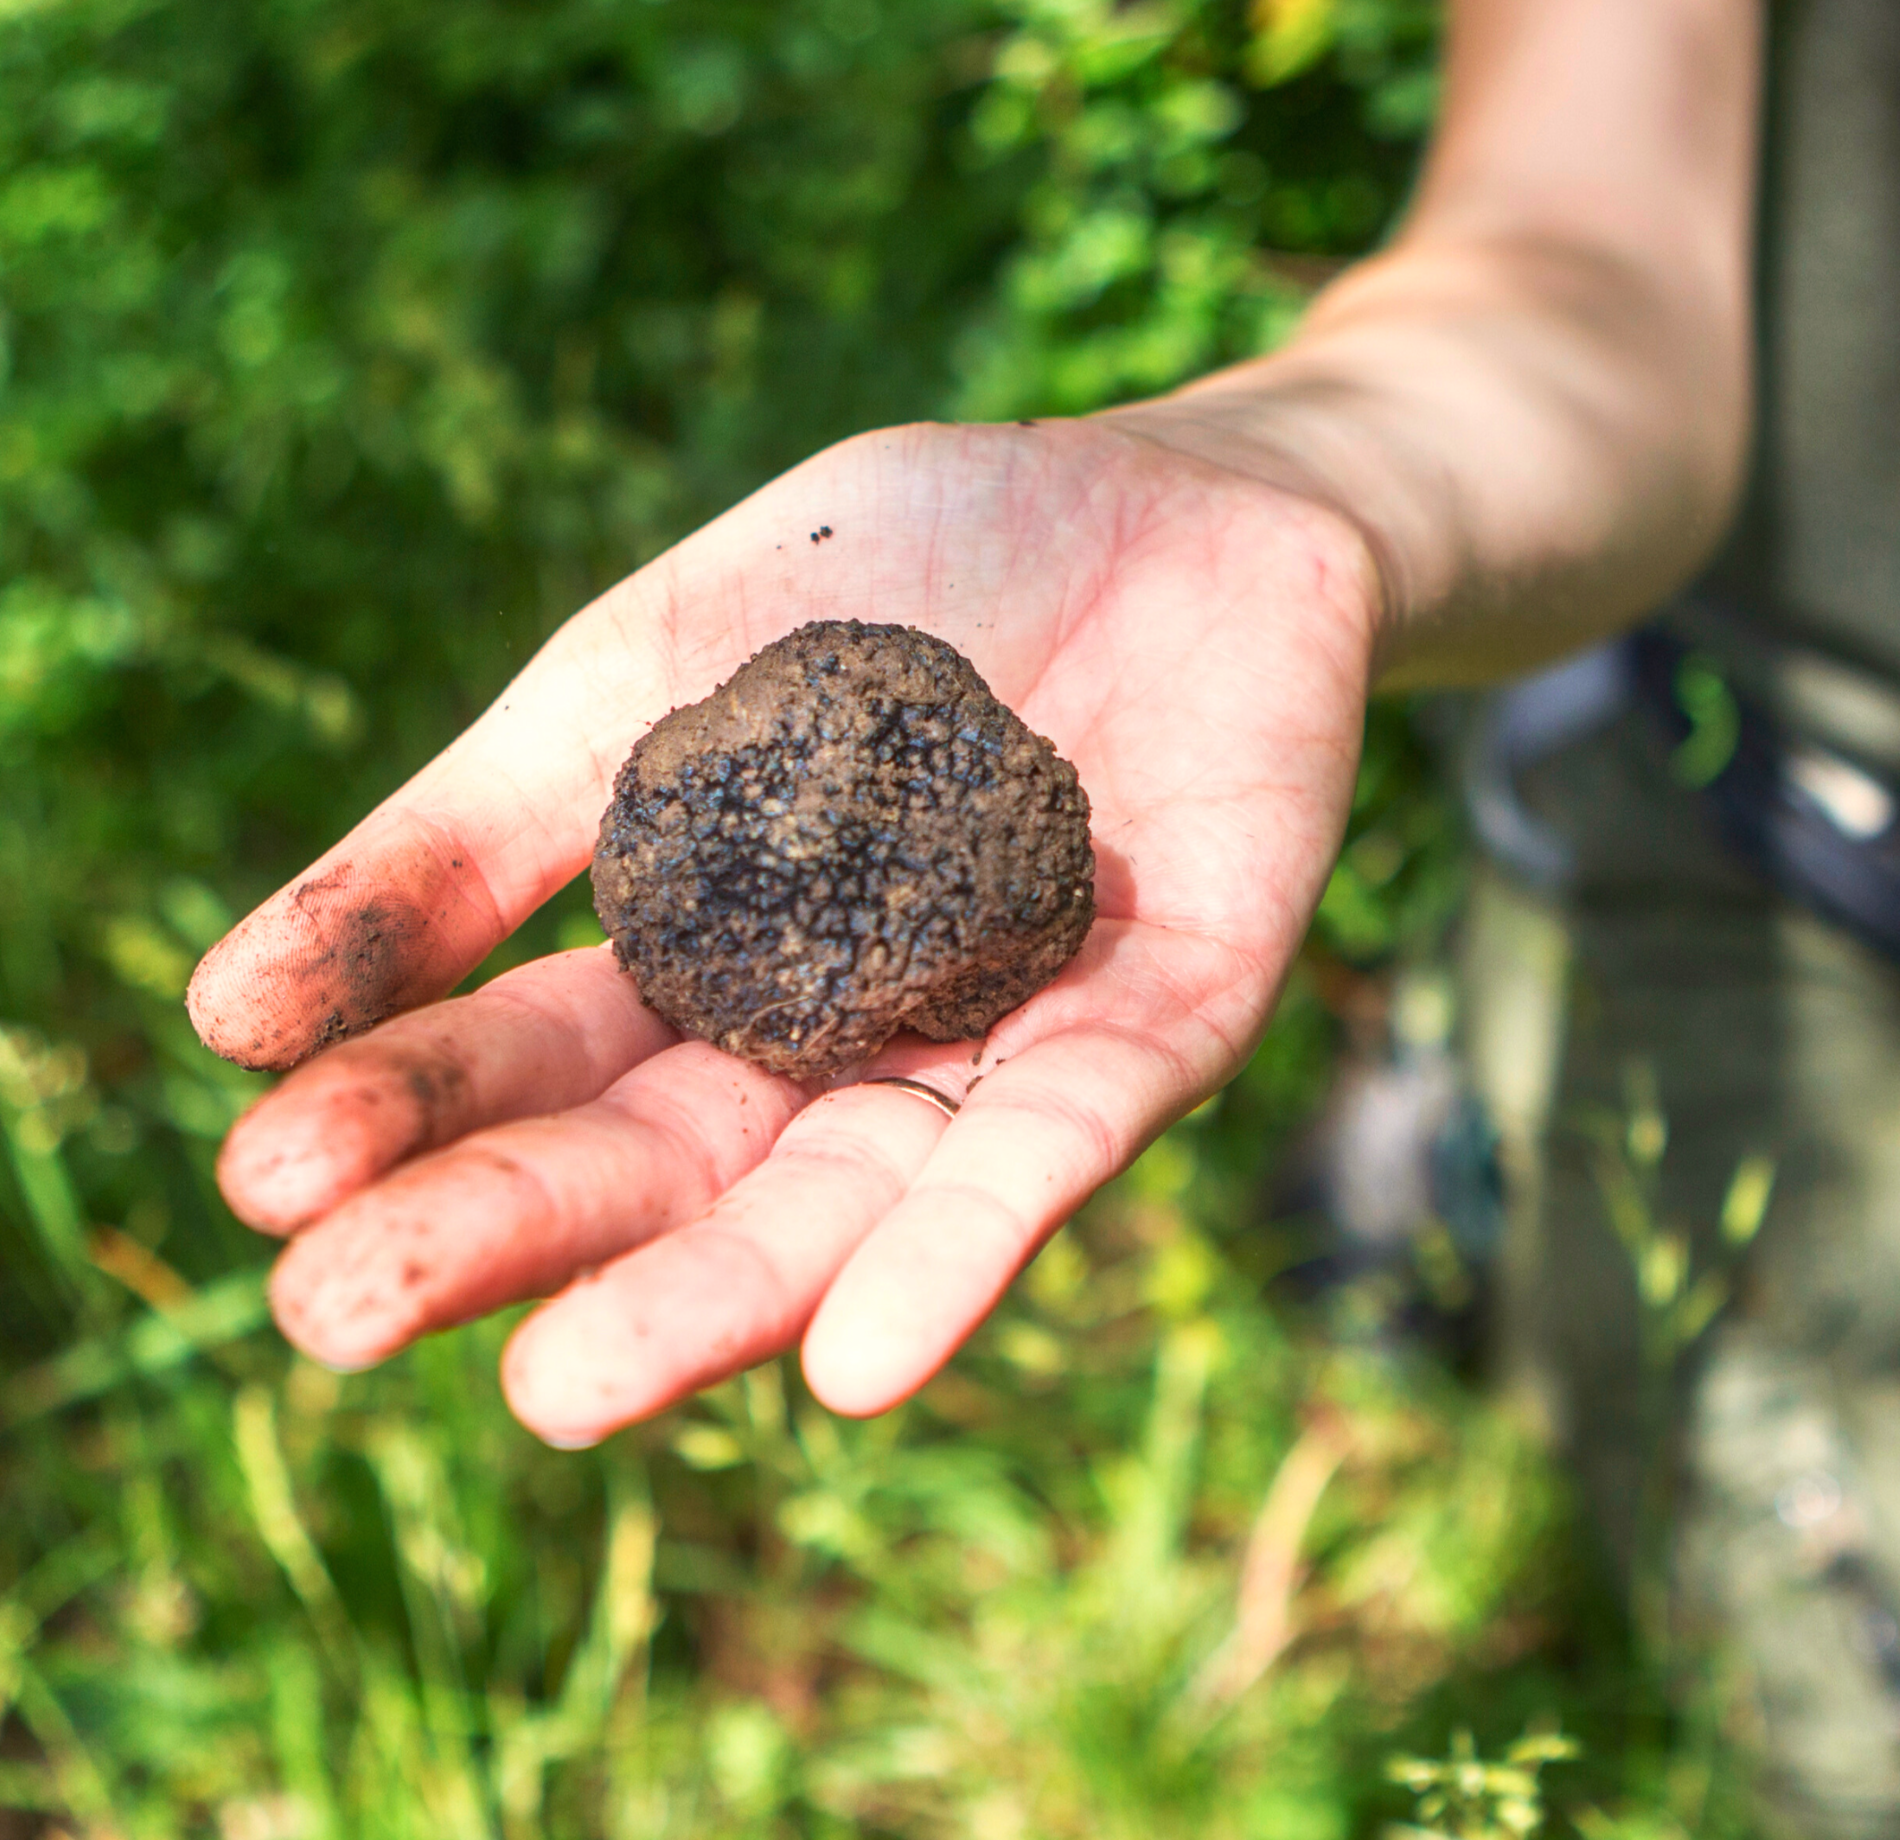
[0,1,1757,1834]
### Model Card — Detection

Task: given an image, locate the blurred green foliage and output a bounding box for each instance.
[0,0,1758,1834]
[0,0,1443,1351]
[953,0,1434,412]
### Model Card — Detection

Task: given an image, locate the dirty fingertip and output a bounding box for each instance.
[188,829,490,1071]
[186,922,312,1073]
[267,1238,401,1376]
[187,900,428,1073]
[217,1101,345,1235]
[218,1070,437,1236]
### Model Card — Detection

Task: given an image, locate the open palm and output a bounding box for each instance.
[189,416,1378,1446]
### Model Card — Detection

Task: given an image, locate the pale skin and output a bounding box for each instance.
[187,0,1761,1447]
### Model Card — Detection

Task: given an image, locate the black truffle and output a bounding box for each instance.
[591,620,1095,1077]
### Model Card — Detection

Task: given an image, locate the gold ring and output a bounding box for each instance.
[864,1076,961,1118]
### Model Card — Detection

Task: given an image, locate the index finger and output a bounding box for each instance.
[183,426,975,1070]
[186,540,765,1071]
[184,589,665,1071]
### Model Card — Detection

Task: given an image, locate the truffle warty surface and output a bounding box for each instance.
[591,620,1095,1078]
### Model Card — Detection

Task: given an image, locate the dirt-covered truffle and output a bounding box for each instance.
[591,620,1094,1077]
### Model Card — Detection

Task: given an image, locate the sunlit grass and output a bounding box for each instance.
[2,1022,1763,1836]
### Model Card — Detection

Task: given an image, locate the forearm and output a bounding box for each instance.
[1105,0,1763,688]
[1115,234,1755,686]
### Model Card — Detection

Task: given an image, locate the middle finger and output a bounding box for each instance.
[219,945,681,1235]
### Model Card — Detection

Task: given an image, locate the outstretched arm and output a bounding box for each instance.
[1118,0,1762,683]
[187,0,1761,1445]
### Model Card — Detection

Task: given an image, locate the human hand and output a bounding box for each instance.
[188,417,1377,1445]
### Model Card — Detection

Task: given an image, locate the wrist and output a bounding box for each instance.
[1094,390,1399,687]
[1101,217,1753,691]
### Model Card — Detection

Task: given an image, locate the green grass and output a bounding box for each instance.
[1,944,1766,1838]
